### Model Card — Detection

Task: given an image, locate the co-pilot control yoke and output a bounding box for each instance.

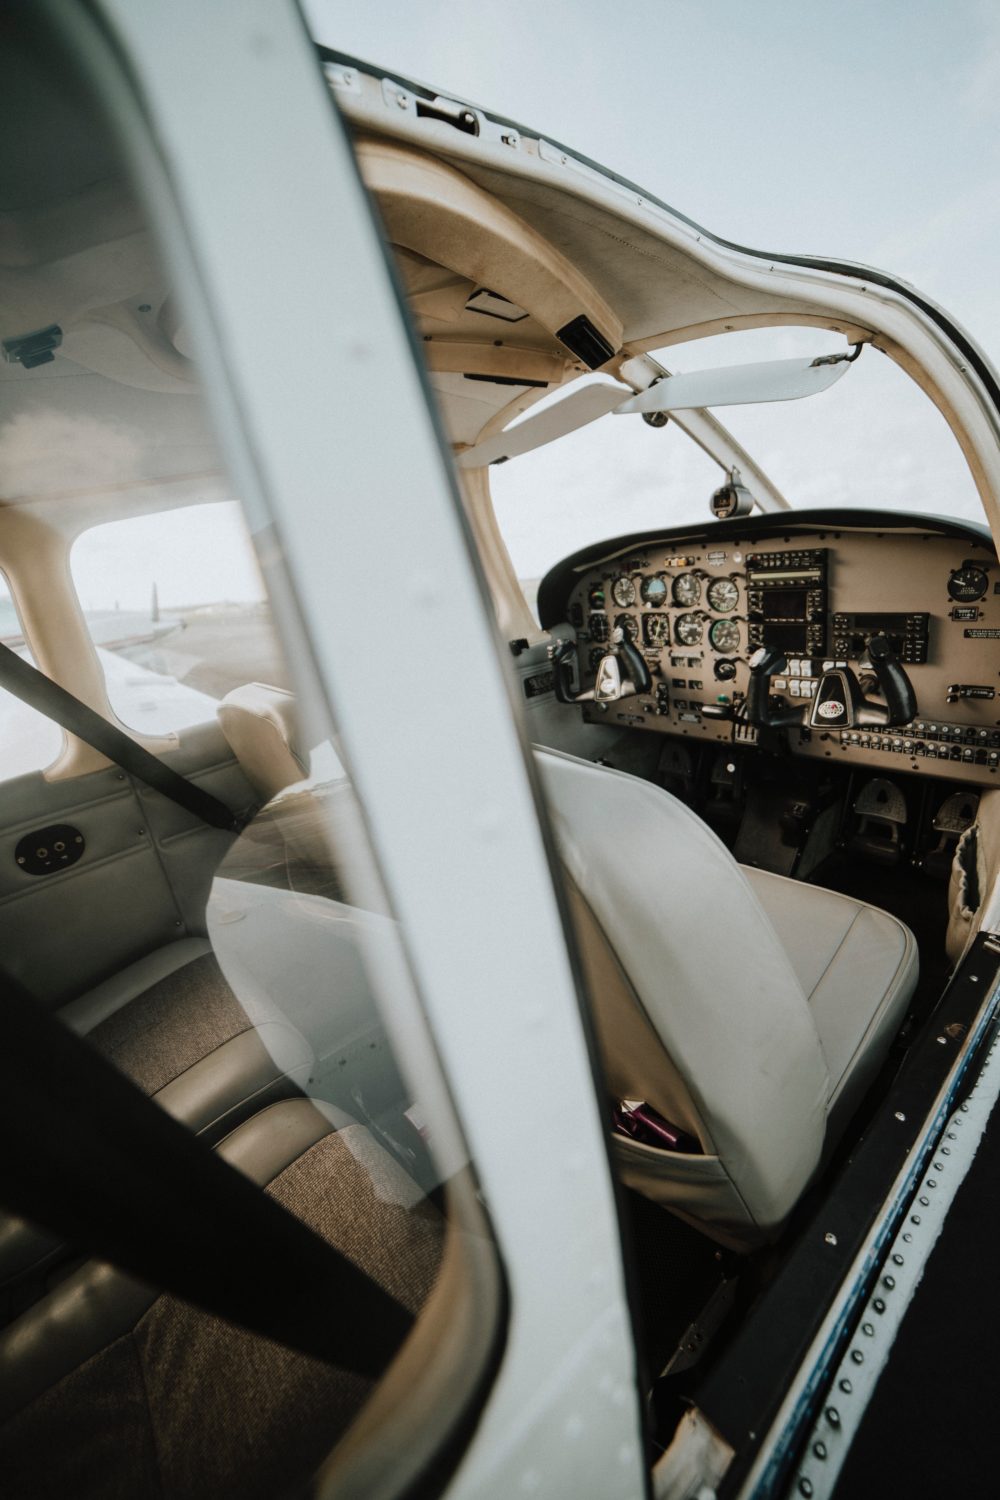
[746,633,917,732]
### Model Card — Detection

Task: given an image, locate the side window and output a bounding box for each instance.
[0,573,63,778]
[0,11,502,1500]
[71,502,281,735]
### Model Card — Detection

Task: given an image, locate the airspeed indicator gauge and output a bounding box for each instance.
[612,576,637,607]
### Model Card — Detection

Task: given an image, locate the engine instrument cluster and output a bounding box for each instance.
[542,513,1000,786]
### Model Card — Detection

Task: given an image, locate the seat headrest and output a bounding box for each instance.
[218,683,309,801]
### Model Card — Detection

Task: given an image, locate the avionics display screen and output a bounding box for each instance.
[762,588,809,620]
[762,621,808,652]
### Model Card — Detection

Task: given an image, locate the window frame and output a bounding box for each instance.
[57,2,648,1496]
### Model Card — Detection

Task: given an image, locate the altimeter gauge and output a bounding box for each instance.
[674,612,704,646]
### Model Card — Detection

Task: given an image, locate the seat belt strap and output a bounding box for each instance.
[0,642,246,832]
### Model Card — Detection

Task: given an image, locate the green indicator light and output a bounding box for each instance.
[717,694,730,704]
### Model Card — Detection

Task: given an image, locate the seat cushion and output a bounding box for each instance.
[0,945,314,1300]
[744,869,918,1130]
[0,1099,444,1500]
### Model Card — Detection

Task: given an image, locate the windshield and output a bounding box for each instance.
[491,326,984,614]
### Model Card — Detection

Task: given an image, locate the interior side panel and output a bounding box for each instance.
[0,723,257,1005]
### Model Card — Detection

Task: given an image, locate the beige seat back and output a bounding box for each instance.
[218,683,308,802]
[535,746,830,1249]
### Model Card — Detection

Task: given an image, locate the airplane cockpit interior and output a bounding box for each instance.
[1,17,999,1500]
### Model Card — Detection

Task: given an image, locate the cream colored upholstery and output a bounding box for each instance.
[946,789,1000,964]
[217,684,308,802]
[535,747,918,1250]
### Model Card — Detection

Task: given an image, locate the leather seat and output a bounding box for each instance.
[217,683,309,801]
[536,747,918,1250]
[1,941,313,1316]
[0,1097,443,1500]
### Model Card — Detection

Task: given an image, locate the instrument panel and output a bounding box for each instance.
[539,511,1000,786]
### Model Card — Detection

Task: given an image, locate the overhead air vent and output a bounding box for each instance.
[556,315,616,370]
[465,288,529,323]
[2,324,62,369]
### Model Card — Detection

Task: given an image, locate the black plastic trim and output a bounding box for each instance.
[556,314,617,370]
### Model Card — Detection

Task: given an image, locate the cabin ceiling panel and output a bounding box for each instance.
[443,158,835,344]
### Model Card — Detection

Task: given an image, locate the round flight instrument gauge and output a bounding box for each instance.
[614,613,640,643]
[672,572,701,607]
[674,612,704,646]
[707,576,739,613]
[588,611,609,643]
[947,566,989,602]
[709,617,740,653]
[612,576,637,608]
[643,614,671,648]
[640,574,669,607]
[588,583,606,609]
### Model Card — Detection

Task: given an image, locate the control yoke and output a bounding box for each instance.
[747,633,917,732]
[550,629,652,706]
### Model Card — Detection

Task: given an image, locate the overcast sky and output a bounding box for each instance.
[305,0,999,580]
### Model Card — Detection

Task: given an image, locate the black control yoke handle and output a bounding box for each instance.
[746,647,802,729]
[747,634,917,731]
[865,633,917,725]
[550,629,651,706]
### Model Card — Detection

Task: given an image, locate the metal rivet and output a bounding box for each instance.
[813,1441,828,1460]
[850,1349,864,1364]
[883,1275,896,1289]
[911,1215,921,1225]
[862,1322,875,1336]
[903,1232,913,1243]
[947,1132,957,1141]
[970,975,979,982]
[873,1298,886,1313]
[927,1179,937,1190]
[824,1232,838,1246]
[942,1147,951,1156]
[919,1195,930,1206]
[894,1111,906,1122]
[936,1035,948,1045]
[826,1407,841,1427]
[892,1253,905,1265]
[839,1378,853,1394]
[799,1480,814,1497]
